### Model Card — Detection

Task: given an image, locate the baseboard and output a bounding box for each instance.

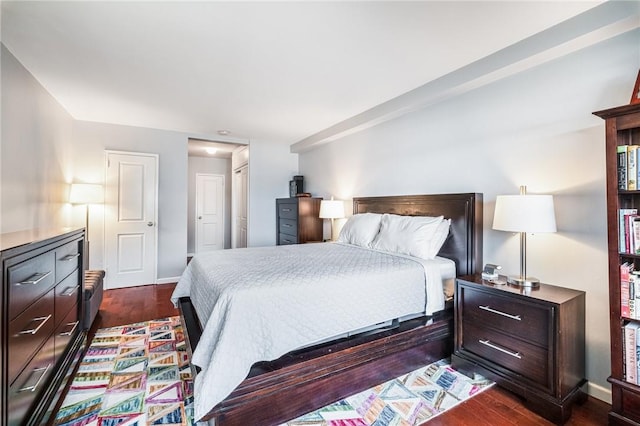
[156,277,180,285]
[587,381,612,404]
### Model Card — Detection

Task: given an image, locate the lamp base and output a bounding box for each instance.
[507,275,540,288]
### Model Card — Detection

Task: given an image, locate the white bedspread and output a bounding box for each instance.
[171,242,448,421]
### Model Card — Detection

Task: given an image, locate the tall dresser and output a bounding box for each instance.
[1,228,85,425]
[276,197,323,245]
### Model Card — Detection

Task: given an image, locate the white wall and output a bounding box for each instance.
[72,121,189,281]
[247,139,299,247]
[299,30,640,403]
[187,155,232,253]
[1,44,75,233]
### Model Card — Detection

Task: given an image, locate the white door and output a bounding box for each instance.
[104,151,158,289]
[195,174,224,252]
[233,165,248,248]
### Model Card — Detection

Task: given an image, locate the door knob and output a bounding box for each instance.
[198,216,202,219]
[147,222,154,227]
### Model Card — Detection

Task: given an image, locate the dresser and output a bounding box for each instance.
[276,197,323,245]
[1,228,85,426]
[452,275,586,424]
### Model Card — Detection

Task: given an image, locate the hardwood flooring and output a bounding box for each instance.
[92,284,610,425]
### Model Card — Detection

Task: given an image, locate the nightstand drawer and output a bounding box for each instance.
[279,218,297,237]
[463,322,549,388]
[461,286,550,347]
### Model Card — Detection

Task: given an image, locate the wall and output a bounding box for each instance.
[299,30,640,402]
[72,121,189,282]
[1,44,75,233]
[247,139,298,247]
[187,155,232,253]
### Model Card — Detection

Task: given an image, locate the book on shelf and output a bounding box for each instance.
[622,262,634,318]
[629,146,639,190]
[624,322,640,384]
[620,209,639,253]
[632,273,639,319]
[619,145,628,190]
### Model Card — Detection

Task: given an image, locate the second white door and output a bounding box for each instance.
[195,174,224,253]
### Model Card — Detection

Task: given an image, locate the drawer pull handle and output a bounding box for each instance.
[18,364,51,393]
[61,286,78,297]
[479,305,521,321]
[283,223,292,227]
[60,253,80,262]
[479,339,522,359]
[60,320,80,337]
[282,208,291,212]
[18,271,52,286]
[19,314,52,335]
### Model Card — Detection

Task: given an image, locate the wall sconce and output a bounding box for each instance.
[492,185,556,287]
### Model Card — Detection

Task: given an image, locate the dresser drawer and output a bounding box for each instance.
[8,288,55,385]
[55,240,81,283]
[278,202,298,219]
[279,218,298,237]
[461,286,550,347]
[8,251,56,320]
[54,270,80,325]
[278,233,297,245]
[54,303,80,363]
[8,335,55,426]
[463,322,550,388]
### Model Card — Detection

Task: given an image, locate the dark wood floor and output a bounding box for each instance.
[93,283,610,425]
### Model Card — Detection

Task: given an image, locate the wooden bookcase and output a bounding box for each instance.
[594,103,640,425]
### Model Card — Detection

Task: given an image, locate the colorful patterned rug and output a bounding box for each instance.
[55,317,492,426]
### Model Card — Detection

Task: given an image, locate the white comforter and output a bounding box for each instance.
[171,242,446,421]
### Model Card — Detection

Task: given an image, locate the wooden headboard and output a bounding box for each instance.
[353,193,483,276]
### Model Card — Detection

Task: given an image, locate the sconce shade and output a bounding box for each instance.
[69,183,104,205]
[319,199,345,219]
[492,194,556,233]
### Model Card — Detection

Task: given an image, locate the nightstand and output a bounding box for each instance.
[452,275,586,424]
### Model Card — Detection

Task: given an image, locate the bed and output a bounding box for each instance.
[174,192,483,425]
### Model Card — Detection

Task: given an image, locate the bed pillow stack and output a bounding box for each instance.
[337,213,451,259]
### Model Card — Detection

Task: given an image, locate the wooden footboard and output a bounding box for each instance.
[179,296,453,426]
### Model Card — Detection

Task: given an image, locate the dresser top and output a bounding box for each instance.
[0,227,84,253]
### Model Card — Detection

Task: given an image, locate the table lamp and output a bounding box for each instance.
[492,185,556,287]
[319,198,345,241]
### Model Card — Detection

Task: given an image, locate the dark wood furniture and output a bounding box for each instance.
[276,197,323,245]
[594,103,640,425]
[1,228,85,426]
[179,192,483,425]
[452,275,586,424]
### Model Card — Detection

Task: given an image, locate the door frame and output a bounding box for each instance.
[195,173,225,253]
[104,150,159,288]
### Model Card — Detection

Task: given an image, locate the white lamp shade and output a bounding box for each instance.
[319,199,345,219]
[69,183,103,205]
[493,194,556,233]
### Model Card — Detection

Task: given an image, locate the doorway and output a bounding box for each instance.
[187,139,246,255]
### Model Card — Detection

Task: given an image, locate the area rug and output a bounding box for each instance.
[55,317,492,426]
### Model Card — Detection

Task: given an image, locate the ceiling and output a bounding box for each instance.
[2,1,625,149]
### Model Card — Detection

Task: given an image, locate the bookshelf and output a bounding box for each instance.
[594,103,640,425]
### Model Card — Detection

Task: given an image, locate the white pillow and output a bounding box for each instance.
[430,218,451,258]
[371,214,445,259]
[337,213,383,247]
